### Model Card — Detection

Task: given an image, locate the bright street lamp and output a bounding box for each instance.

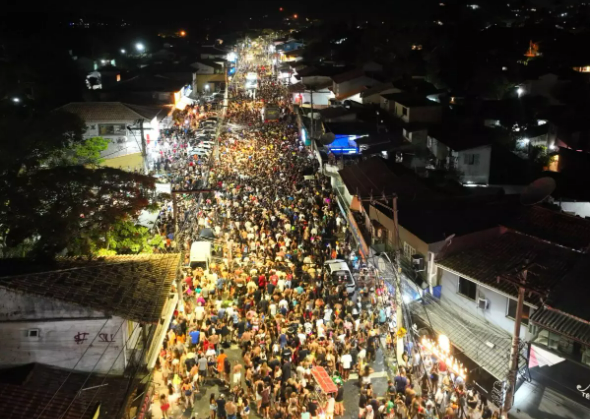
[12,97,20,103]
[136,43,145,52]
[120,49,126,54]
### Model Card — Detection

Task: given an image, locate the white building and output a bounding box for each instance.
[0,254,179,375]
[58,102,166,171]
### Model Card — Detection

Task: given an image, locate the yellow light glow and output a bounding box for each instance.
[439,335,450,353]
[293,14,298,19]
[180,30,186,37]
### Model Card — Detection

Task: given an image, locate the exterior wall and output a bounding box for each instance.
[0,315,130,374]
[84,117,159,160]
[427,137,448,162]
[196,74,227,92]
[292,90,332,106]
[193,63,216,75]
[0,289,105,321]
[560,201,590,218]
[457,145,492,185]
[394,103,442,124]
[404,129,428,146]
[439,269,532,339]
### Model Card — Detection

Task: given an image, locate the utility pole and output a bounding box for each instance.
[139,119,148,175]
[310,88,314,140]
[498,258,546,415]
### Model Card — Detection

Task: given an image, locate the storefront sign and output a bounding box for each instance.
[577,384,590,400]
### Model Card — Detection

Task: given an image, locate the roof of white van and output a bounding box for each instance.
[324,259,350,273]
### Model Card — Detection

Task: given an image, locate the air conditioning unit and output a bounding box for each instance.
[412,254,425,272]
[478,298,489,310]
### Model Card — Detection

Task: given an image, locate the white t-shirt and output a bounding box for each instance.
[270,303,277,316]
[341,354,353,369]
[326,398,335,413]
[195,306,206,321]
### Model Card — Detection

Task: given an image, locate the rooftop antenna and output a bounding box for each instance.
[520,177,556,206]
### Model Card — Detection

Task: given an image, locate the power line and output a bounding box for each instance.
[34,317,111,419]
[58,317,128,419]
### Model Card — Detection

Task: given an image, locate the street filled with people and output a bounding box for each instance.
[149,41,497,419]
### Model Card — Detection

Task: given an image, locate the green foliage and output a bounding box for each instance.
[47,136,109,167]
[0,110,155,259]
[99,219,165,255]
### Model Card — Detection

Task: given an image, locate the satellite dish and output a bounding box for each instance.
[520,177,556,205]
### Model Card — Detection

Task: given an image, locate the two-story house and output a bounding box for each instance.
[412,206,590,415]
[380,92,442,123]
[59,102,166,171]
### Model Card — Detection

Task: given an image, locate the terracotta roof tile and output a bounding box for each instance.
[437,232,580,307]
[58,102,166,122]
[0,254,180,323]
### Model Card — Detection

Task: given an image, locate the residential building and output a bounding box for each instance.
[0,254,180,375]
[331,69,379,102]
[191,59,226,75]
[101,74,190,106]
[58,102,166,171]
[426,125,530,187]
[199,45,228,60]
[288,78,334,107]
[408,206,590,415]
[380,93,442,124]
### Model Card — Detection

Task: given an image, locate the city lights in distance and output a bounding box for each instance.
[293,14,298,19]
[121,49,126,54]
[180,30,186,37]
[136,43,145,51]
[279,7,283,11]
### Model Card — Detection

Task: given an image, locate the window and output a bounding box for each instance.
[403,242,415,259]
[463,153,480,165]
[506,299,530,326]
[402,106,408,116]
[535,329,573,355]
[458,276,477,300]
[88,124,96,130]
[582,347,590,367]
[99,124,126,136]
[24,329,40,339]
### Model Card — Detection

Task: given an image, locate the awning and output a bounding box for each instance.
[530,306,590,346]
[410,295,512,380]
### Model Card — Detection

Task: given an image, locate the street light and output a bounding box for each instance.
[120,49,126,54]
[136,43,145,52]
[180,30,186,37]
[12,97,20,103]
[517,87,524,97]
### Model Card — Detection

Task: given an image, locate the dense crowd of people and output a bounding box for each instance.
[149,47,499,419]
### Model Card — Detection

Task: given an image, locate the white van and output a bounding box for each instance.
[324,259,356,295]
[190,241,212,270]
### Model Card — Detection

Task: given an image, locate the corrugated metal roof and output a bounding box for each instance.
[530,307,590,346]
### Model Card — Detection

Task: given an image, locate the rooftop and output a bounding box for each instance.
[0,363,129,419]
[437,232,581,307]
[502,205,590,251]
[543,254,590,322]
[381,92,440,108]
[109,74,188,93]
[360,83,394,98]
[391,78,439,95]
[338,156,439,201]
[332,68,366,84]
[0,254,180,323]
[530,306,590,346]
[58,102,166,122]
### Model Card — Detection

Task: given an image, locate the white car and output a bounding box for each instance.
[324,259,356,295]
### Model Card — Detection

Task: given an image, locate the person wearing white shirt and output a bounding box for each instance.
[269,302,277,317]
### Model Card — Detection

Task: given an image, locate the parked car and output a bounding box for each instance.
[323,259,356,295]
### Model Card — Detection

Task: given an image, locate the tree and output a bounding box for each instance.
[47,136,109,168]
[0,110,156,259]
[79,219,165,256]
